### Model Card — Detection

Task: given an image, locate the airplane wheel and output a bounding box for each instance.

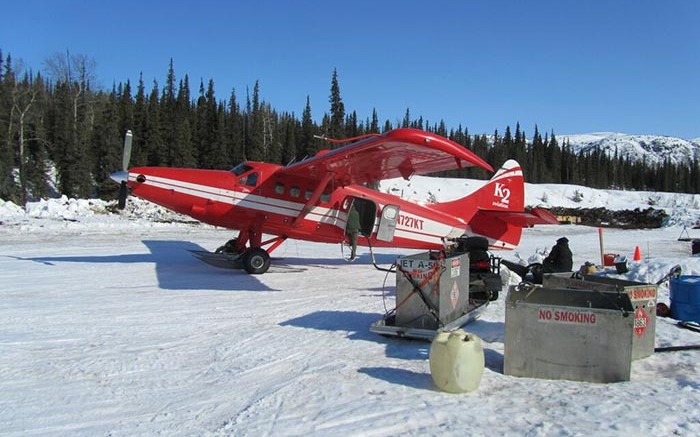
[243,248,271,274]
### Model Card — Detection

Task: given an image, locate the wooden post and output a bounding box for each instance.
[598,227,605,266]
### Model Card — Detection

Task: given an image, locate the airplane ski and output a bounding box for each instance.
[369,302,489,341]
[189,249,307,273]
[189,249,243,269]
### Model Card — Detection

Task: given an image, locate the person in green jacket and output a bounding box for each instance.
[346,205,361,260]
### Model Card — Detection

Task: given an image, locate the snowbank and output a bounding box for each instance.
[0,199,24,217]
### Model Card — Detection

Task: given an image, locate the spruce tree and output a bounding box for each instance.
[370,108,379,133]
[247,81,265,161]
[402,108,411,128]
[162,59,177,166]
[301,95,317,160]
[382,119,391,132]
[225,88,245,165]
[144,80,164,166]
[279,113,297,165]
[175,75,196,167]
[50,82,80,197]
[346,110,359,138]
[0,57,18,200]
[261,102,280,163]
[197,78,227,168]
[0,52,17,200]
[92,89,121,197]
[117,80,134,145]
[328,69,345,143]
[511,122,528,173]
[503,125,513,154]
[131,75,148,167]
[530,125,546,183]
[22,72,49,200]
[46,52,97,197]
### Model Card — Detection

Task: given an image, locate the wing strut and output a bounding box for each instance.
[292,172,334,226]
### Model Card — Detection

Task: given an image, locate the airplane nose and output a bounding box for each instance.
[110,170,128,184]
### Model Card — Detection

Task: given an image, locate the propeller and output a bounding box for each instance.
[110,130,133,210]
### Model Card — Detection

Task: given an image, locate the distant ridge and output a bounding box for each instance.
[561,132,699,165]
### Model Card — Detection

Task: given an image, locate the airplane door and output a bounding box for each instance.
[376,204,400,242]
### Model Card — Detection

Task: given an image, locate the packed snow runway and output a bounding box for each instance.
[1,201,700,436]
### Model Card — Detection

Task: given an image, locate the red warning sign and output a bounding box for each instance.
[538,308,597,325]
[633,306,649,337]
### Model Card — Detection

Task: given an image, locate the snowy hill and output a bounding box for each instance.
[562,132,700,165]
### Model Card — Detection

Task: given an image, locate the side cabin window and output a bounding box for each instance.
[231,163,258,188]
[289,187,301,198]
[240,172,259,187]
[274,183,285,195]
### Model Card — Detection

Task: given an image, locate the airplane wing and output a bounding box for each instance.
[279,128,494,186]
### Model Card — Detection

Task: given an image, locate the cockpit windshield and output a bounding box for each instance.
[231,163,253,176]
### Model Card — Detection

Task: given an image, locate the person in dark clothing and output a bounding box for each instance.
[542,237,573,273]
[346,205,361,260]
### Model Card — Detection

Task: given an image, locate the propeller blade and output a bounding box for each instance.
[118,181,128,210]
[113,130,133,210]
[122,130,133,172]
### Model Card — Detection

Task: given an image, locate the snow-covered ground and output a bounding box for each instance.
[1,183,700,436]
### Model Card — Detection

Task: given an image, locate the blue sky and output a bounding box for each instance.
[2,0,699,138]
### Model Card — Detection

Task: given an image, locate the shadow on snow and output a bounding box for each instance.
[280,309,506,380]
[10,240,280,292]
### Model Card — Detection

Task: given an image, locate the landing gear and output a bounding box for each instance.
[203,233,284,275]
[243,248,271,274]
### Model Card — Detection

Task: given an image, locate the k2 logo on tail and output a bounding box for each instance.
[492,183,511,208]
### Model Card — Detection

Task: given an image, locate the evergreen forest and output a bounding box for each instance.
[1,51,698,205]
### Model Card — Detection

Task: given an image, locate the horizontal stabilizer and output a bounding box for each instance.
[474,207,559,227]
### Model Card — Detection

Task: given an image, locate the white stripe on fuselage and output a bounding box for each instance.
[394,211,463,245]
[133,174,340,225]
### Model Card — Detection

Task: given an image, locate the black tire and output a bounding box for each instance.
[243,248,271,274]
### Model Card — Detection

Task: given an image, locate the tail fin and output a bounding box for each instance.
[434,160,557,249]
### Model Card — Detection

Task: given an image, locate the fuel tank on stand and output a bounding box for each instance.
[370,251,490,341]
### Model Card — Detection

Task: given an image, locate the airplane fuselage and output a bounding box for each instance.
[127,161,466,251]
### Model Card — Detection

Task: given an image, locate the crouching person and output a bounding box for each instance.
[542,237,573,273]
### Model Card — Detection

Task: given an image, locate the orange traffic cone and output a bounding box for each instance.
[633,246,642,261]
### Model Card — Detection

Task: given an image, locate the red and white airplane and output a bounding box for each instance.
[111,128,557,274]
